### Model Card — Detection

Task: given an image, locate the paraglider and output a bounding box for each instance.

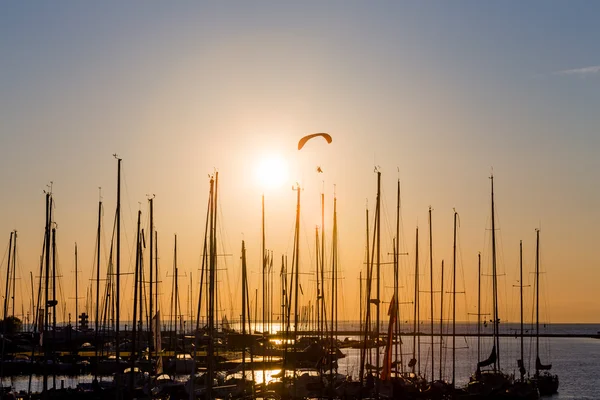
[297,132,332,150]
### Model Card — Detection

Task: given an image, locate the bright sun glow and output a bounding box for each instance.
[255,155,289,189]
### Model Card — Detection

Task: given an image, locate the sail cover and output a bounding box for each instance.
[536,356,552,371]
[477,346,497,368]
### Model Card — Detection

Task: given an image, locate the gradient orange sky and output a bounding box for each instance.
[1,2,599,325]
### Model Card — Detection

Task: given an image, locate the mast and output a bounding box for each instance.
[149,196,154,362]
[42,192,51,396]
[330,193,338,378]
[321,191,326,337]
[477,253,481,363]
[155,231,159,329]
[3,231,13,320]
[429,206,434,380]
[196,187,211,332]
[95,195,102,362]
[51,225,57,389]
[130,210,142,392]
[115,156,122,369]
[171,234,178,351]
[359,205,370,384]
[11,231,17,318]
[375,170,381,382]
[359,271,363,334]
[292,183,301,385]
[262,194,267,383]
[439,260,444,381]
[280,254,286,335]
[315,227,320,334]
[452,210,457,387]
[75,243,79,332]
[519,240,525,381]
[411,227,419,375]
[213,172,219,339]
[207,175,216,400]
[490,175,499,371]
[535,229,540,375]
[395,179,402,373]
[241,241,247,377]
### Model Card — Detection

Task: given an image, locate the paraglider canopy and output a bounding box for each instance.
[297,132,332,150]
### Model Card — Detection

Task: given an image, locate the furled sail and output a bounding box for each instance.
[536,356,552,371]
[517,359,526,377]
[477,345,497,368]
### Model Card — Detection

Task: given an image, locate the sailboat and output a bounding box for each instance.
[531,229,559,396]
[509,240,539,399]
[467,175,516,397]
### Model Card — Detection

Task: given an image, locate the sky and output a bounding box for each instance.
[1,1,599,326]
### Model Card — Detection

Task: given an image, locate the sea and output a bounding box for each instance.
[2,323,599,399]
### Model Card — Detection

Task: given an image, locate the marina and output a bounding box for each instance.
[2,2,600,399]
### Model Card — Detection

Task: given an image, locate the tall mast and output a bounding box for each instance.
[51,227,57,342]
[452,210,457,387]
[439,260,444,381]
[359,206,370,384]
[51,224,57,389]
[292,184,301,384]
[149,196,154,359]
[241,240,247,375]
[75,243,79,332]
[213,172,219,337]
[321,191,325,336]
[207,175,215,400]
[477,253,481,363]
[172,234,178,350]
[535,229,540,374]
[330,194,338,377]
[155,231,159,326]
[3,231,13,320]
[315,227,320,335]
[411,227,419,374]
[375,170,381,381]
[43,192,51,396]
[395,179,402,373]
[262,194,267,384]
[130,210,142,391]
[196,187,211,332]
[95,195,102,357]
[11,231,17,318]
[359,271,363,334]
[262,194,266,332]
[429,206,434,380]
[115,156,122,369]
[490,175,499,371]
[519,240,524,381]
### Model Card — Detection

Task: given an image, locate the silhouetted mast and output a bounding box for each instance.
[3,231,13,320]
[75,243,79,332]
[130,210,142,392]
[439,260,444,381]
[452,210,458,387]
[490,175,499,371]
[410,227,419,375]
[95,194,102,360]
[115,156,122,370]
[429,206,434,380]
[149,196,154,360]
[375,170,381,389]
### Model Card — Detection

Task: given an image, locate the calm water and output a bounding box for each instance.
[3,324,599,399]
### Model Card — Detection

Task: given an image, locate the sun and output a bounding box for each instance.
[255,155,289,189]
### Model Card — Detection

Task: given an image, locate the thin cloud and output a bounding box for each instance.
[556,65,600,76]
